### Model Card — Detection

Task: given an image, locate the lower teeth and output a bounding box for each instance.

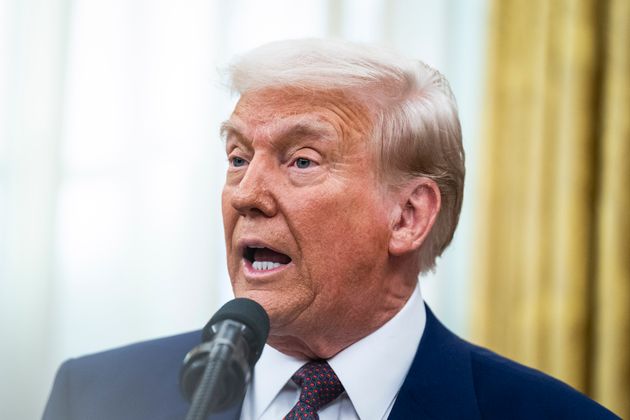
[252,261,282,271]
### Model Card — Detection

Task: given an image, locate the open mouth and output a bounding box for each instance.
[243,246,292,271]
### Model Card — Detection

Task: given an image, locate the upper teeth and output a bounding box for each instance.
[252,261,281,271]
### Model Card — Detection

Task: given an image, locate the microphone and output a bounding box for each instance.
[180,298,270,420]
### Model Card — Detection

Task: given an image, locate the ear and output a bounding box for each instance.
[389,178,441,256]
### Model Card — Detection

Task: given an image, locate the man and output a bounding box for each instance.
[43,39,618,419]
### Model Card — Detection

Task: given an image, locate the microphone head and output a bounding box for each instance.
[180,298,270,407]
[202,298,270,364]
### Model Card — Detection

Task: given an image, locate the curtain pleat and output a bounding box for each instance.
[474,0,629,416]
[593,0,630,414]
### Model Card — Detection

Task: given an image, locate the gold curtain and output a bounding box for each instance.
[473,0,629,417]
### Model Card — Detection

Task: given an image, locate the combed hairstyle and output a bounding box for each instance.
[227,38,465,273]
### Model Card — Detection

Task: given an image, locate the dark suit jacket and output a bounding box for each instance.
[43,306,619,419]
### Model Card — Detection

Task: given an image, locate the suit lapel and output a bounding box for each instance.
[388,305,481,420]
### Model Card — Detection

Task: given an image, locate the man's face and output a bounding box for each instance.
[221,89,397,356]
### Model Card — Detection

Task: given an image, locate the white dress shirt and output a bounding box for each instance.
[239,283,426,420]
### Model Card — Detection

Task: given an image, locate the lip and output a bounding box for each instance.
[237,238,290,258]
[242,258,293,279]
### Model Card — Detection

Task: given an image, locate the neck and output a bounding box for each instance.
[268,277,417,359]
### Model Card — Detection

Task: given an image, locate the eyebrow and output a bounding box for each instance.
[220,119,244,142]
[220,116,336,146]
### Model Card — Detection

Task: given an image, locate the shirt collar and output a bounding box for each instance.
[250,283,425,420]
[250,344,306,419]
[328,283,425,420]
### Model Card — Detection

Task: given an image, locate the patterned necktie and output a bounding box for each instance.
[283,361,345,420]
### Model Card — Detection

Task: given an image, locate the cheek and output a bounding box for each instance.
[221,186,231,216]
[221,189,237,237]
[221,189,241,278]
[297,193,390,276]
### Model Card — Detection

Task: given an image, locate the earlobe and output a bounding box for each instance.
[388,179,441,256]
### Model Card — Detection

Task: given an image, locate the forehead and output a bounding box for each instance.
[224,88,373,146]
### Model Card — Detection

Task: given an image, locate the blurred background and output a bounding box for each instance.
[0,0,627,418]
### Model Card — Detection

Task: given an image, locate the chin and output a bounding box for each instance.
[232,288,271,309]
[233,289,292,323]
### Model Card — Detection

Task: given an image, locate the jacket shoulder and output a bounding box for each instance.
[67,330,200,373]
[43,331,200,420]
[469,346,619,419]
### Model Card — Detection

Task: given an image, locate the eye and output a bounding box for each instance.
[294,157,312,169]
[230,156,247,167]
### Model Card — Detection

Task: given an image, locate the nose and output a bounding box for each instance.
[230,157,278,218]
